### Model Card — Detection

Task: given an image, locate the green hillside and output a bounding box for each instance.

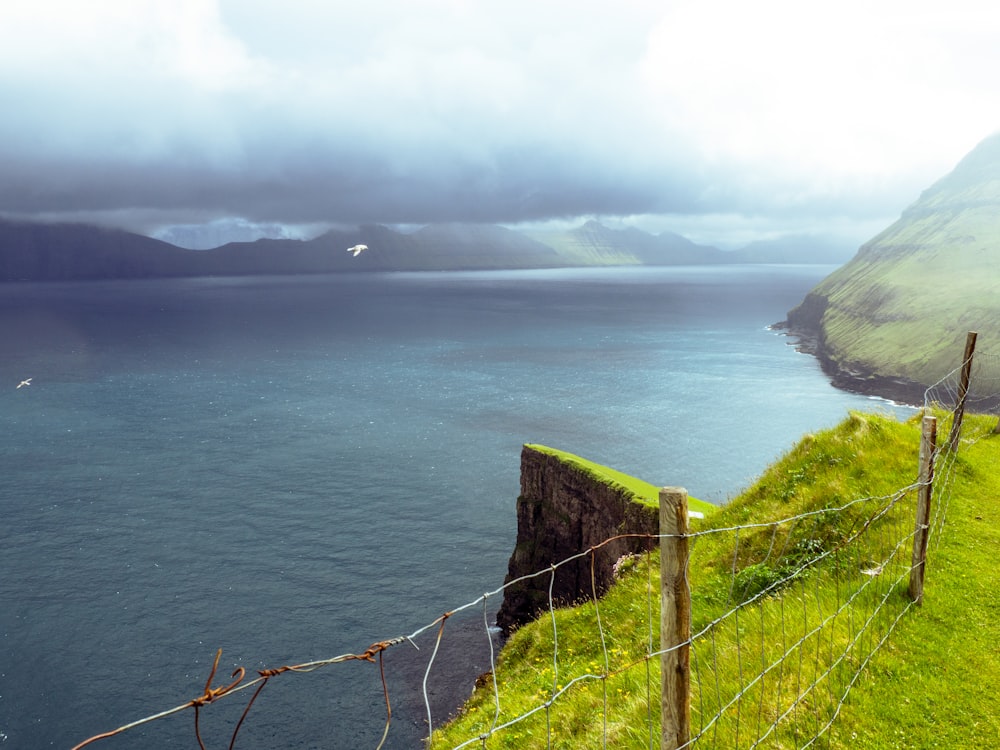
[523,220,726,266]
[785,133,1000,400]
[430,411,1000,747]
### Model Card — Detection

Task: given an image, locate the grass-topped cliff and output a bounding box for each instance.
[785,133,1000,404]
[495,445,715,636]
[431,412,1000,747]
[523,444,715,515]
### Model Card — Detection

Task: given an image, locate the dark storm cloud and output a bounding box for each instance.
[0,119,706,225]
[0,1,996,242]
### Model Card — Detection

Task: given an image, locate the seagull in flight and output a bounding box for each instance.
[17,377,32,389]
[346,244,368,257]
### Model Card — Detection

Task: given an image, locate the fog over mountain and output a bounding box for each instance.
[0,217,855,282]
[1,2,997,253]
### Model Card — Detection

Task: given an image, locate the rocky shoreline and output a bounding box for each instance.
[771,318,931,408]
[770,290,940,408]
[772,318,1000,413]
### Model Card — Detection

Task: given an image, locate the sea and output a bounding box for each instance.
[0,265,915,749]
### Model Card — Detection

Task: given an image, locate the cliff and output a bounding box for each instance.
[781,291,932,406]
[495,445,661,636]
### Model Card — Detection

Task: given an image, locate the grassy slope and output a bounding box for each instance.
[432,413,1000,748]
[801,134,1000,387]
[811,228,1000,386]
[519,229,641,266]
[828,417,1000,748]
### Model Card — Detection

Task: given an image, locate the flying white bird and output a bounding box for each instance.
[17,377,32,389]
[346,244,368,257]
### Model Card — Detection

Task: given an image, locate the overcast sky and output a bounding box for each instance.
[1,0,998,247]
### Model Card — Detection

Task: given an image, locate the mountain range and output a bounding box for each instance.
[0,218,854,282]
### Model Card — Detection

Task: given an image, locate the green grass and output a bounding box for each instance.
[824,416,1000,748]
[815,256,995,385]
[525,444,716,516]
[430,412,1000,748]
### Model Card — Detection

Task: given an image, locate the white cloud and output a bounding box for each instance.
[641,1,999,182]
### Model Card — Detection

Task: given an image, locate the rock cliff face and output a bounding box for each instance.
[495,445,659,636]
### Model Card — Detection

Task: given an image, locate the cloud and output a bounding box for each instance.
[0,0,997,243]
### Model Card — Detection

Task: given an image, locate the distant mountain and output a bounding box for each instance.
[0,216,848,283]
[727,233,858,264]
[783,132,1000,405]
[152,219,303,250]
[523,220,726,265]
[0,219,197,281]
[302,223,568,271]
[0,220,570,281]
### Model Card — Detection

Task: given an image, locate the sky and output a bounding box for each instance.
[1,0,998,248]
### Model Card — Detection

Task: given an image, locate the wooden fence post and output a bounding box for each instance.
[909,415,937,604]
[660,487,690,750]
[947,331,977,452]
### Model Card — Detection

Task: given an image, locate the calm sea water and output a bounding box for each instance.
[0,266,912,748]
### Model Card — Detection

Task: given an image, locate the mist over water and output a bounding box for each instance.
[0,267,913,748]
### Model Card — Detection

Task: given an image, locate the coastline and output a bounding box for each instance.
[772,320,1000,413]
[770,320,927,409]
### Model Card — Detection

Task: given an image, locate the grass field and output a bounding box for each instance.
[430,412,1000,748]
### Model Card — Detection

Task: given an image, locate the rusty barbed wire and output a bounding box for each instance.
[70,637,412,750]
[67,530,668,750]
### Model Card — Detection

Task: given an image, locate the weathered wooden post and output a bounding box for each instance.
[947,331,977,452]
[660,487,690,750]
[909,415,937,604]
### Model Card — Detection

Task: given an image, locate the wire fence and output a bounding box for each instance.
[677,477,924,748]
[71,335,1000,749]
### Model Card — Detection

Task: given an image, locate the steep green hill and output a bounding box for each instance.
[784,132,1000,404]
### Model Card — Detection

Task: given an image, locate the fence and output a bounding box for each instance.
[657,419,935,749]
[71,333,999,749]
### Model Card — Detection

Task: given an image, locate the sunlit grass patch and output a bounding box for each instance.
[525,444,716,515]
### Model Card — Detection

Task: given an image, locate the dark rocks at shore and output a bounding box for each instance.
[773,317,929,408]
[774,290,937,408]
[774,316,1000,412]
